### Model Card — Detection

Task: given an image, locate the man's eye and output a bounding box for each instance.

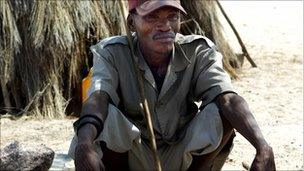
[144,15,159,22]
[168,14,179,22]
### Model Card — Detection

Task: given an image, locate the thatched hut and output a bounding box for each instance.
[0,0,243,118]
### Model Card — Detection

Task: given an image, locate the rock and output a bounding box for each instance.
[0,141,55,171]
[50,153,74,170]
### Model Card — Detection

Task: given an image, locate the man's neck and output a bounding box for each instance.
[139,43,172,68]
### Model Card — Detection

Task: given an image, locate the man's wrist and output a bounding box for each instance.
[73,114,104,140]
[255,140,271,153]
[77,124,97,145]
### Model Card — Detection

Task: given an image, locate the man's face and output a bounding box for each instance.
[132,7,181,55]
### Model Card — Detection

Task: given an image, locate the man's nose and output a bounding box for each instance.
[156,19,171,32]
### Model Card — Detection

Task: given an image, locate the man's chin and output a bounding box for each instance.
[153,42,174,52]
[154,45,173,54]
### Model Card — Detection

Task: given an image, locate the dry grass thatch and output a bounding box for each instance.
[0,0,125,118]
[180,0,242,78]
[0,0,241,118]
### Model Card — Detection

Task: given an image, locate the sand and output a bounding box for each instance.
[1,1,303,170]
[220,2,303,170]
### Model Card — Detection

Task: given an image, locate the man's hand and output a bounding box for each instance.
[74,124,104,171]
[250,145,276,171]
[74,142,105,171]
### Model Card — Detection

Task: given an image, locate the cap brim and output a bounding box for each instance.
[136,0,187,16]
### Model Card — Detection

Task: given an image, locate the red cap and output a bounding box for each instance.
[128,0,186,16]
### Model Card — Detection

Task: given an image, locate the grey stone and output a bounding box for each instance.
[0,141,55,171]
[50,153,74,171]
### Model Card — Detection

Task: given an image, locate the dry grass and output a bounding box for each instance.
[0,0,125,118]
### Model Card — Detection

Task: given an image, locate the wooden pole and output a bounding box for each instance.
[215,0,257,67]
[118,1,162,171]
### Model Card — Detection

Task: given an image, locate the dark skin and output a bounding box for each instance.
[74,91,108,171]
[75,7,275,171]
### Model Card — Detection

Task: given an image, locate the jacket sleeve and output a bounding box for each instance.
[193,46,236,108]
[88,44,120,106]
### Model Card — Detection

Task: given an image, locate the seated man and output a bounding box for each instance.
[69,0,275,170]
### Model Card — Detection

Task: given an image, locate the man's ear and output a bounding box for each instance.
[127,14,136,32]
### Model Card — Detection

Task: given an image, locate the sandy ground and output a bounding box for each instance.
[1,1,303,170]
[220,1,303,170]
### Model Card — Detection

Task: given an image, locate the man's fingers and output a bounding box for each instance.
[74,144,103,171]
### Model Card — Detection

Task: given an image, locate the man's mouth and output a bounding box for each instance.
[153,33,175,43]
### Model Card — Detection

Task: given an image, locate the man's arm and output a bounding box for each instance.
[78,90,109,141]
[74,90,110,171]
[215,93,275,170]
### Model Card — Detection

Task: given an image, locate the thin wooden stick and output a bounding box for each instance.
[215,0,257,67]
[118,1,162,171]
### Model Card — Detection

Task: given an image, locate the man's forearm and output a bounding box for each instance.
[81,90,110,121]
[77,90,110,144]
[216,93,268,150]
